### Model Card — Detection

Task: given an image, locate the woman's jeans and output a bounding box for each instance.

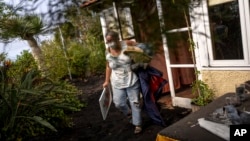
[112,82,142,126]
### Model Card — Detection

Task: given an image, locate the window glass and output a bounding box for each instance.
[118,7,135,39]
[208,0,243,60]
[102,8,119,32]
[162,0,190,30]
[167,32,194,65]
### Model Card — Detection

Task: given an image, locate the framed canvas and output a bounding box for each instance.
[99,86,112,120]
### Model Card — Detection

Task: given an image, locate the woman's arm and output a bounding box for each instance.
[103,62,111,88]
[125,40,138,46]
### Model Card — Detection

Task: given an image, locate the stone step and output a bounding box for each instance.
[198,118,230,141]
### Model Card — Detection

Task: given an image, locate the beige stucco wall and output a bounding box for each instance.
[201,70,250,98]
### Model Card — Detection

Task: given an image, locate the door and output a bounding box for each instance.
[156,0,198,108]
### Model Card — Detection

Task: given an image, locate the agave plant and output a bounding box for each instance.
[0,61,83,140]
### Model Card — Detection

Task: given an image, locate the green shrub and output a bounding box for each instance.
[0,61,84,141]
[86,35,106,75]
[7,50,38,83]
[41,38,106,80]
[191,80,215,106]
[41,40,69,80]
[67,41,91,78]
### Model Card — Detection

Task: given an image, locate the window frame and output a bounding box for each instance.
[192,0,250,67]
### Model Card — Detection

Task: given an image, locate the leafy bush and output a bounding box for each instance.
[6,50,38,82]
[0,60,84,141]
[68,36,106,77]
[67,41,91,78]
[191,80,215,106]
[41,40,69,80]
[41,38,106,80]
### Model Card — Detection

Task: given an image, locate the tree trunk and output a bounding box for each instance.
[26,36,46,73]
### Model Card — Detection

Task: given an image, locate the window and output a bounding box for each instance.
[206,0,250,66]
[100,7,135,41]
[209,0,243,60]
[100,8,120,34]
[117,7,135,39]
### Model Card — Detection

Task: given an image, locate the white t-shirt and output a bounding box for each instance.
[106,48,138,89]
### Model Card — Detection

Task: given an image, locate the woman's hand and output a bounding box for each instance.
[103,81,109,88]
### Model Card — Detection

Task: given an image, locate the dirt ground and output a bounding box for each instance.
[29,74,191,141]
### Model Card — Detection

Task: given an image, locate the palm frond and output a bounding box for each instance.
[0,14,44,41]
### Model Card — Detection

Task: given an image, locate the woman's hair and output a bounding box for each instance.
[105,31,119,41]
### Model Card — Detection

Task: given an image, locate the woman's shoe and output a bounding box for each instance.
[134,126,142,134]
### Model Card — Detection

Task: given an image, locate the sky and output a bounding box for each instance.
[0,41,30,60]
[0,0,50,60]
[0,36,52,60]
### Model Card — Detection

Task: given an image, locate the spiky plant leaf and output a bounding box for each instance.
[28,116,57,132]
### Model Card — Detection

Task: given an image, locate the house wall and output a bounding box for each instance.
[201,70,250,97]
